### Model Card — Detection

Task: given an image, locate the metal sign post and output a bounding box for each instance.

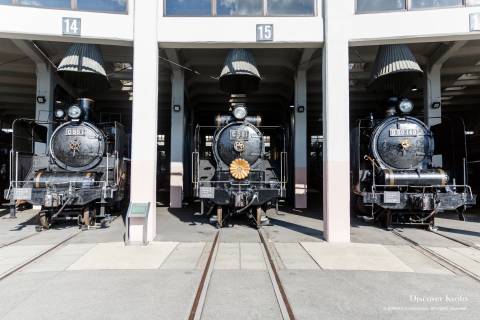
[125,202,150,246]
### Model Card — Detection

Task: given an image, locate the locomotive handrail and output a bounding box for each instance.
[191,151,199,186]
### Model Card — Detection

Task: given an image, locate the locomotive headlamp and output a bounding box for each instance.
[55,109,65,119]
[67,105,82,119]
[398,99,414,114]
[233,106,247,120]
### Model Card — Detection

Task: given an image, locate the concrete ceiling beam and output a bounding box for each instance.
[429,41,468,69]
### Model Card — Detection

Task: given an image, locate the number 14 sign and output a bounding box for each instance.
[62,17,81,36]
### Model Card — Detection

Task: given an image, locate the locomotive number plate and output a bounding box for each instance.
[384,191,401,204]
[230,130,249,141]
[12,188,32,201]
[389,129,417,137]
[65,128,85,136]
[199,187,215,199]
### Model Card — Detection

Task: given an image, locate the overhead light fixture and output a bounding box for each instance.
[458,73,480,81]
[445,86,466,91]
[173,105,181,112]
[411,85,419,93]
[348,63,366,73]
[431,101,441,109]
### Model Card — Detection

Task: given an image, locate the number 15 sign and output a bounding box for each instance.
[256,24,273,42]
[62,17,81,36]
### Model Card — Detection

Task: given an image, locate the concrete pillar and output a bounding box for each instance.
[423,41,466,128]
[34,63,55,154]
[322,0,351,242]
[424,65,442,128]
[294,69,308,209]
[170,69,185,208]
[130,0,159,241]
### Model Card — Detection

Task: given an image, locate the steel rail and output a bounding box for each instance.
[188,230,221,320]
[0,232,40,249]
[391,229,480,283]
[0,230,82,282]
[429,229,480,251]
[258,229,296,320]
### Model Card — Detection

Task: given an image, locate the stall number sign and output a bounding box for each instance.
[62,17,81,36]
[256,24,273,42]
[471,13,480,32]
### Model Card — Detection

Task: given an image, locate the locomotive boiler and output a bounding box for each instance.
[192,104,287,228]
[5,98,128,230]
[352,98,476,229]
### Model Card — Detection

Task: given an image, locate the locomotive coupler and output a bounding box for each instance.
[233,191,249,208]
[44,193,62,208]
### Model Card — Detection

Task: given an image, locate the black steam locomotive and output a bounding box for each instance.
[192,104,287,228]
[352,98,476,229]
[5,98,129,230]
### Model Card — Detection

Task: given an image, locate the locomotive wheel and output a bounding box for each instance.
[216,207,223,229]
[457,206,467,222]
[37,211,50,231]
[256,207,262,229]
[354,195,369,216]
[89,208,97,226]
[81,209,91,229]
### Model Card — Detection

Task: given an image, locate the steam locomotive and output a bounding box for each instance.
[5,98,129,230]
[192,104,287,228]
[352,98,476,229]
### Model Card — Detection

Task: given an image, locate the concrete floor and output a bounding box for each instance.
[0,206,479,319]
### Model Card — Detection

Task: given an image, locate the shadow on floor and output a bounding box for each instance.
[163,198,326,240]
[437,226,480,238]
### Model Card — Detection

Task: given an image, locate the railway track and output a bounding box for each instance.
[187,229,296,320]
[391,229,480,283]
[0,229,83,282]
[429,229,480,251]
[0,231,40,249]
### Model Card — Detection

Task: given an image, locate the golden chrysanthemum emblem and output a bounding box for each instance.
[230,158,250,180]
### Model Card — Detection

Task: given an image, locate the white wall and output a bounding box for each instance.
[349,1,480,45]
[157,2,324,48]
[0,3,134,45]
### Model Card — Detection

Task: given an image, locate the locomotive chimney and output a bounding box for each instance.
[77,98,95,122]
[385,97,397,117]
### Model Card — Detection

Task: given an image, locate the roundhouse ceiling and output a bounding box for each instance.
[3,38,480,127]
[348,40,480,114]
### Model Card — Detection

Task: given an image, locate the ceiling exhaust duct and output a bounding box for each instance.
[219,49,261,94]
[57,43,110,93]
[369,44,423,95]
